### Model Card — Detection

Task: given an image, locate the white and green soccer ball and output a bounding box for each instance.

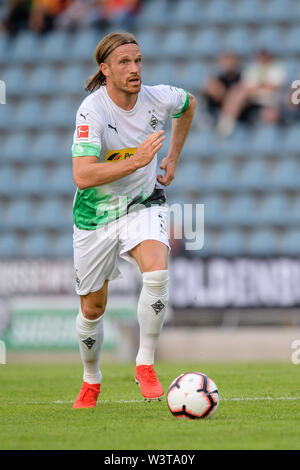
[166,372,219,420]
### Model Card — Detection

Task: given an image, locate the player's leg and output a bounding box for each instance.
[119,205,170,400]
[73,282,108,409]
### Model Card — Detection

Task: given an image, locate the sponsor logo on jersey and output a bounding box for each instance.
[76,124,90,140]
[105,148,137,161]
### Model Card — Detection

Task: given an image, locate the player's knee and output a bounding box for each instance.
[81,302,106,320]
[142,269,169,299]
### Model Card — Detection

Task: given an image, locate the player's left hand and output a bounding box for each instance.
[157,157,176,186]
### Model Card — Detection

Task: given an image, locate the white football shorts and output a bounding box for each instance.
[73,204,170,295]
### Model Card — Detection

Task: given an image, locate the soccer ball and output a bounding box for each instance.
[166,372,219,420]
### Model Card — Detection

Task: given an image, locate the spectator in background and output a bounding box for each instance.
[3,0,31,35]
[203,52,242,123]
[29,0,71,33]
[216,50,286,137]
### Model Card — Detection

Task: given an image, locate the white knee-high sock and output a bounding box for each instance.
[76,308,104,384]
[136,270,169,366]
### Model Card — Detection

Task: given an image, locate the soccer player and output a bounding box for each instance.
[72,32,196,408]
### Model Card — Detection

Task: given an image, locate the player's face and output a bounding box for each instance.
[104,44,142,94]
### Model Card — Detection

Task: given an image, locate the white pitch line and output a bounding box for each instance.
[22,396,300,405]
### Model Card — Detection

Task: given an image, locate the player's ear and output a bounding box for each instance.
[100,62,109,79]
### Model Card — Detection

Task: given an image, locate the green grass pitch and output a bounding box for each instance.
[0,362,299,450]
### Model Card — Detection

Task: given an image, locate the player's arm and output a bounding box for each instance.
[157,92,196,187]
[73,131,165,190]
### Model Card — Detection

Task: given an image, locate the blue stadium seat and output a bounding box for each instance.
[204,0,235,24]
[218,125,249,157]
[282,124,300,154]
[72,30,99,62]
[170,0,203,26]
[208,161,237,191]
[48,165,75,196]
[19,167,48,196]
[272,160,300,190]
[15,100,44,130]
[197,130,218,157]
[259,194,293,226]
[203,196,227,227]
[136,31,161,60]
[173,162,202,193]
[52,232,73,258]
[281,230,300,255]
[160,30,191,59]
[0,33,10,65]
[143,62,172,85]
[250,125,283,156]
[3,132,31,163]
[191,29,222,57]
[236,0,266,24]
[39,30,70,63]
[9,31,40,64]
[59,65,88,94]
[226,195,258,227]
[255,26,285,55]
[2,65,26,97]
[248,229,278,255]
[0,103,15,131]
[0,233,19,258]
[266,0,294,22]
[35,199,73,230]
[44,99,76,129]
[218,230,246,256]
[4,200,34,230]
[23,232,51,258]
[175,62,207,90]
[138,0,168,27]
[285,27,300,54]
[31,132,61,163]
[0,167,17,197]
[224,27,254,56]
[238,160,271,191]
[27,66,59,96]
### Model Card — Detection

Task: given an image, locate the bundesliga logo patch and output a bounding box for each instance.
[76,124,90,140]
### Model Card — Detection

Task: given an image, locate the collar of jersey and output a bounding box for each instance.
[103,86,141,115]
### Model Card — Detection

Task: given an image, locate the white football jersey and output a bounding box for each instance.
[72,84,189,230]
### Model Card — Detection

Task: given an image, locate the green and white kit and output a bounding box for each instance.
[72,84,189,295]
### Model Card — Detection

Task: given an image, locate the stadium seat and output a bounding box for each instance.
[138,0,168,27]
[39,30,70,63]
[18,167,48,196]
[281,229,300,255]
[31,132,61,163]
[174,62,207,91]
[173,162,202,193]
[136,31,161,60]
[238,160,271,191]
[285,27,300,54]
[226,195,258,227]
[218,230,246,256]
[72,30,99,62]
[0,33,9,65]
[204,0,235,25]
[1,65,27,97]
[207,161,238,191]
[3,132,31,163]
[235,0,266,24]
[27,65,59,96]
[160,30,191,59]
[23,232,51,258]
[0,233,19,258]
[0,103,15,131]
[282,124,300,154]
[202,196,227,227]
[44,99,77,129]
[48,165,75,196]
[191,29,222,57]
[4,200,34,230]
[170,0,203,27]
[259,194,293,226]
[35,199,73,230]
[223,27,254,56]
[0,167,18,197]
[59,65,88,94]
[271,160,300,190]
[52,232,73,258]
[247,229,279,255]
[9,31,41,64]
[254,26,285,55]
[15,100,44,130]
[265,0,294,22]
[250,125,283,156]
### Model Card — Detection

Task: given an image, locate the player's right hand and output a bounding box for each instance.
[133,131,165,169]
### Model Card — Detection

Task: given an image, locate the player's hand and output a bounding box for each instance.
[133,131,165,169]
[157,157,176,186]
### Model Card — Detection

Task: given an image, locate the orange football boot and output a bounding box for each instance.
[72,382,101,408]
[135,364,164,401]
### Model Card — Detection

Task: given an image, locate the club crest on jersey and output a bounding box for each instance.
[76,124,90,141]
[105,148,137,161]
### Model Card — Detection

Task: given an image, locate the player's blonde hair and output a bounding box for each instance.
[85,32,139,93]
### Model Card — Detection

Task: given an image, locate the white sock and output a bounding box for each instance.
[76,308,104,384]
[136,270,169,366]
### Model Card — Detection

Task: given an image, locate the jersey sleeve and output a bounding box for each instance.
[159,85,190,119]
[72,106,103,158]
